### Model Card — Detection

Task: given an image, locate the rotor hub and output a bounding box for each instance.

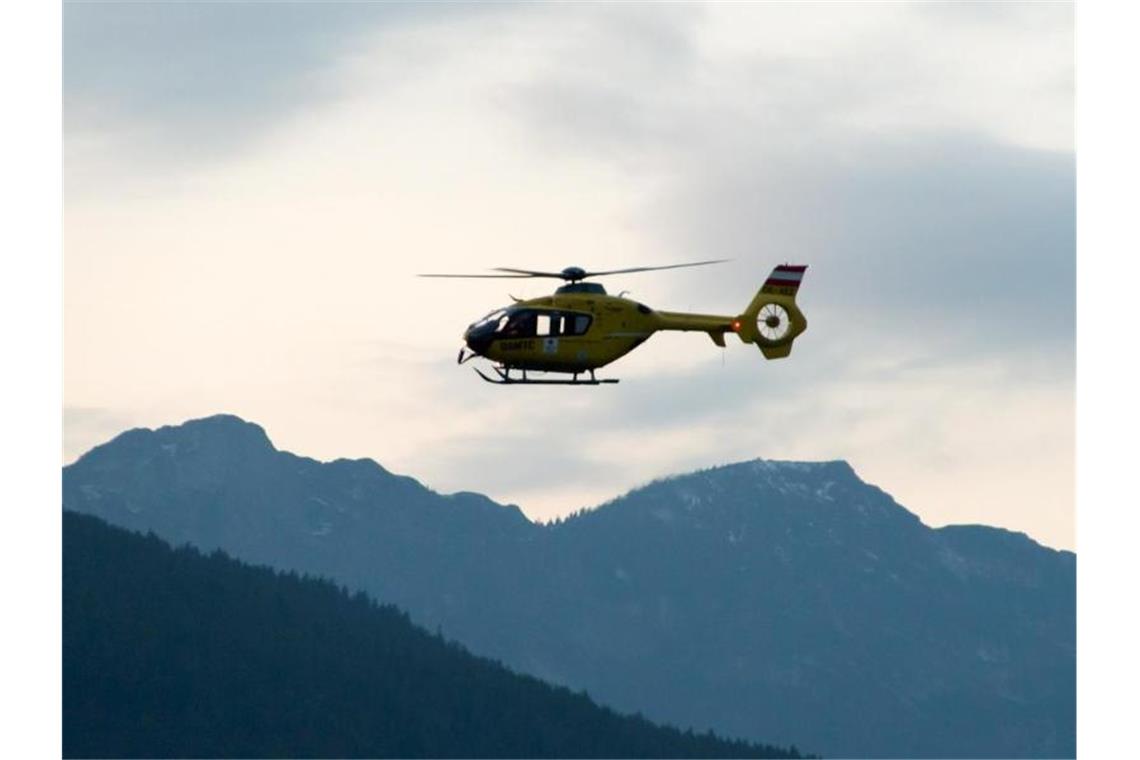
[560,266,587,282]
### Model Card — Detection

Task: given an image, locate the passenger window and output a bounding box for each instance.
[573,315,591,335]
[536,314,551,337]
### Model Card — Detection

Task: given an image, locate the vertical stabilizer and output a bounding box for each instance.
[735,265,809,359]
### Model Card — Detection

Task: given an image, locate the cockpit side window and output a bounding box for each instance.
[501,309,538,338]
[495,309,590,338]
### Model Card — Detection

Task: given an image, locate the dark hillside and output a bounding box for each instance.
[63,511,804,759]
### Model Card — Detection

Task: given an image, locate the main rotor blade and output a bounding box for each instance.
[584,259,730,277]
[417,273,539,279]
[420,259,731,280]
[490,268,570,278]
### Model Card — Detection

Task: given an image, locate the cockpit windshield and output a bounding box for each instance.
[470,309,508,331]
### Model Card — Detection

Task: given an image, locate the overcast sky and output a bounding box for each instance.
[64,1,1074,549]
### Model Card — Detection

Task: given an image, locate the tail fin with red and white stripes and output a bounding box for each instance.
[760,264,808,297]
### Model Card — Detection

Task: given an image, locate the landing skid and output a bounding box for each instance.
[474,366,619,385]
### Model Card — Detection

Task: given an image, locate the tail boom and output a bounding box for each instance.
[651,310,736,347]
[643,264,809,357]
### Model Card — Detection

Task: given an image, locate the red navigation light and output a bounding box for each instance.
[731,320,741,332]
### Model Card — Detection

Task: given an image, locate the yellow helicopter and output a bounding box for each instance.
[419,261,808,385]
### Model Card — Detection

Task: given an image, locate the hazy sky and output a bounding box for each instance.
[64,1,1074,549]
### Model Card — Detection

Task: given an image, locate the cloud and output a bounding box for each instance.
[644,133,1074,358]
[63,1,491,191]
[494,4,1073,359]
[502,2,1072,157]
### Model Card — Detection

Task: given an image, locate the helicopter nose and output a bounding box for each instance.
[464,327,492,356]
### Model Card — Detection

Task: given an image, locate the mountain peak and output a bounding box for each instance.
[159,413,274,449]
[69,413,274,470]
[749,457,854,472]
[655,457,859,483]
[577,455,923,538]
[64,414,535,553]
[743,457,857,479]
[649,456,863,497]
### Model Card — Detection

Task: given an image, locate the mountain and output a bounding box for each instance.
[64,511,801,758]
[63,414,1076,758]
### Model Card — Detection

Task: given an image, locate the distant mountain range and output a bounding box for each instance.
[63,414,1075,758]
[64,511,802,758]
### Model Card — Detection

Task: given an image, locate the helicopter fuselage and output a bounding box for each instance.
[462,282,739,374]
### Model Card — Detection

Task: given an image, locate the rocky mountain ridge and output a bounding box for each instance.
[63,414,1075,758]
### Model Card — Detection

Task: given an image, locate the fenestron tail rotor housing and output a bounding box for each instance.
[756,303,791,342]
